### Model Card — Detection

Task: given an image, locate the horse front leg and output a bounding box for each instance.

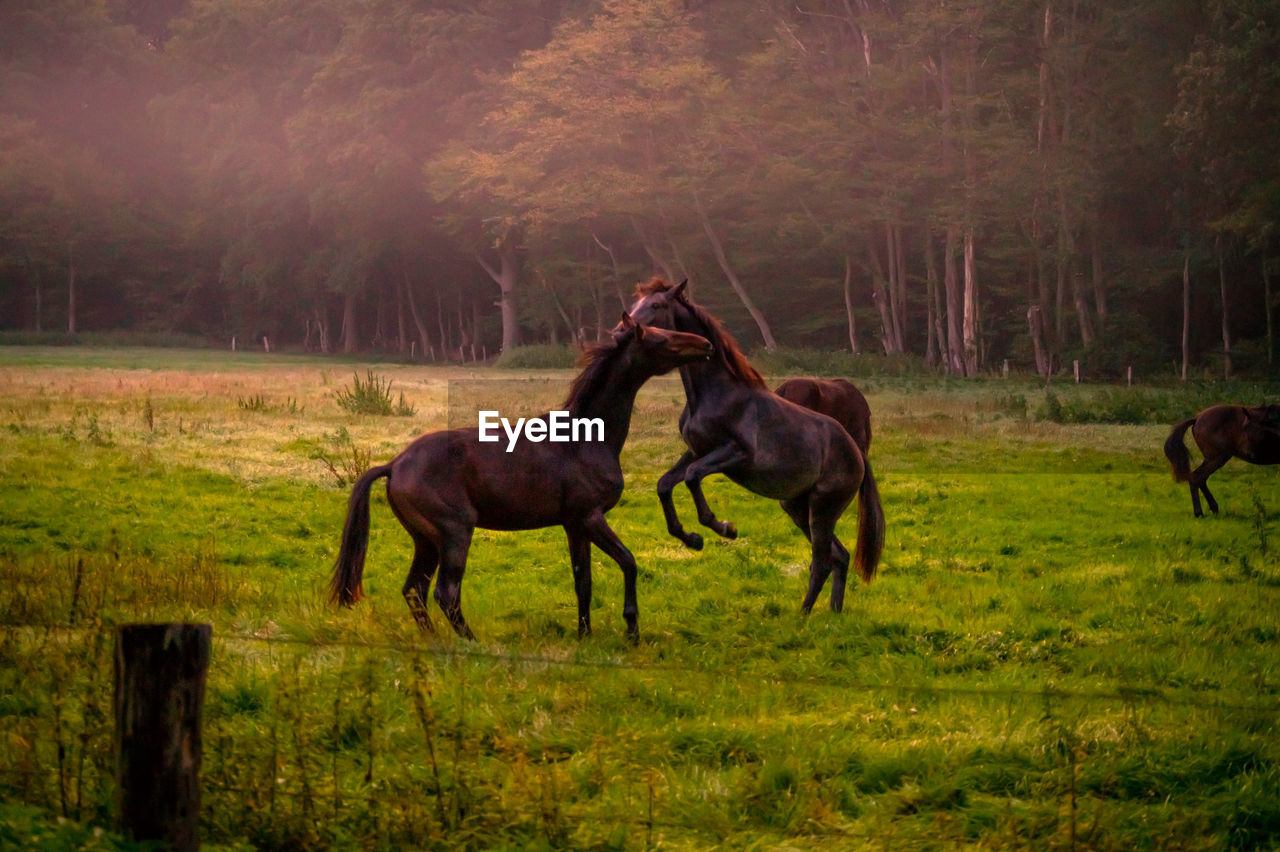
[657,451,704,549]
[564,525,593,638]
[581,511,640,642]
[683,443,749,540]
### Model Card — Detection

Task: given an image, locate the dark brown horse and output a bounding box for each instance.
[625,278,884,613]
[1164,403,1280,517]
[329,314,713,639]
[774,376,872,457]
[688,377,877,551]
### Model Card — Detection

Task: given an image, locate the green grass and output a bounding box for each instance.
[1,348,1278,850]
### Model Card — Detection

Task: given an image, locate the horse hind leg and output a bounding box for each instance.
[781,495,841,614]
[402,536,440,631]
[433,527,476,640]
[1190,454,1230,517]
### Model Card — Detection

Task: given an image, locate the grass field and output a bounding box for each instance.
[0,347,1278,851]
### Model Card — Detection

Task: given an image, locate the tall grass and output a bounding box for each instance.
[0,350,1278,849]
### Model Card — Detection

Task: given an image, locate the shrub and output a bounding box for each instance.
[334,371,414,416]
[493,344,578,369]
[748,346,934,379]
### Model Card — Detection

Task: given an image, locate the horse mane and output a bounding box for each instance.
[633,277,766,389]
[562,335,627,411]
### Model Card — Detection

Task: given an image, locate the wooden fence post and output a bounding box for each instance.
[114,623,211,852]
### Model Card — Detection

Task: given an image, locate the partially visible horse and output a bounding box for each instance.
[625,278,884,613]
[774,376,872,457]
[329,314,713,639]
[1164,403,1280,517]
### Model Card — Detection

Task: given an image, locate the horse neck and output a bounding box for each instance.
[672,310,739,409]
[568,358,648,457]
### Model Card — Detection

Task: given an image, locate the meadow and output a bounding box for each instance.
[0,347,1277,851]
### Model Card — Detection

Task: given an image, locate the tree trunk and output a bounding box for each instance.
[943,228,965,375]
[1181,250,1190,381]
[1217,234,1231,379]
[476,236,521,353]
[313,306,330,355]
[842,253,859,354]
[962,230,979,375]
[1090,226,1107,330]
[885,223,905,352]
[396,275,408,353]
[591,232,628,309]
[926,231,944,368]
[866,242,898,354]
[1264,255,1274,365]
[436,291,448,355]
[630,216,677,282]
[1028,305,1051,379]
[694,193,777,351]
[539,269,578,343]
[403,271,433,359]
[340,290,358,354]
[66,248,77,335]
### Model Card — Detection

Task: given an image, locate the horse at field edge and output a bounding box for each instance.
[624,277,884,613]
[1164,403,1280,517]
[774,376,872,458]
[329,314,713,640]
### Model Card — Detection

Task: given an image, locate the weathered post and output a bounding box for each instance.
[114,623,211,852]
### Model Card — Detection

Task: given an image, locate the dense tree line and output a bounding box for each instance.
[1,0,1277,377]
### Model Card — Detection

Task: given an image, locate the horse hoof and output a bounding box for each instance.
[684,532,704,550]
[721,523,738,539]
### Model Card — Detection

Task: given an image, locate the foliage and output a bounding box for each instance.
[333,371,415,416]
[1,0,1277,373]
[1034,384,1258,425]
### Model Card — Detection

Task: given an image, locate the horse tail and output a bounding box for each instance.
[1164,417,1196,483]
[854,455,885,584]
[330,463,393,607]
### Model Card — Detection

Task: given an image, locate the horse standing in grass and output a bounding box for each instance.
[774,376,872,457]
[1164,403,1280,517]
[329,315,713,640]
[625,278,884,613]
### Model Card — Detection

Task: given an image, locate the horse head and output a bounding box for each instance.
[611,310,711,374]
[624,277,690,331]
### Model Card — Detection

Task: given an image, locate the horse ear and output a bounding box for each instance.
[673,279,688,299]
[619,311,635,329]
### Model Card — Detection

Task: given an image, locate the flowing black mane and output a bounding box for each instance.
[563,335,627,411]
[633,277,766,389]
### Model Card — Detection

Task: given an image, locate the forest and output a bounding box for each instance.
[1,0,1278,378]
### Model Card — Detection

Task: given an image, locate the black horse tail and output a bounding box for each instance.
[854,455,885,584]
[1164,417,1196,483]
[330,464,393,607]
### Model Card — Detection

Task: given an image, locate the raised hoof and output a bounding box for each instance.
[682,532,704,550]
[719,522,738,540]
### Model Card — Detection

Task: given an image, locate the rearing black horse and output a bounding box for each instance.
[626,278,884,612]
